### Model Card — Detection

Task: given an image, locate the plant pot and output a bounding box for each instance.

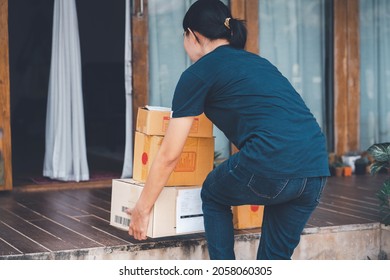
[335,167,343,177]
[343,166,352,177]
[355,162,367,175]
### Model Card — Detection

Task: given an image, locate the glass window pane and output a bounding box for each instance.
[359,0,390,150]
[259,0,326,129]
[148,0,192,107]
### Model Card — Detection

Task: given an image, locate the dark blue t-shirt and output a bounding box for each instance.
[172,45,330,178]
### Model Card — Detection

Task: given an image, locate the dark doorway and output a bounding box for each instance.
[9,0,126,185]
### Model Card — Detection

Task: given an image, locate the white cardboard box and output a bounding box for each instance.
[110,179,204,238]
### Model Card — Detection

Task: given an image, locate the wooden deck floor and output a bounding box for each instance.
[0,174,386,259]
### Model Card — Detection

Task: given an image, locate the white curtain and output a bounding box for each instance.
[43,0,89,182]
[148,0,230,159]
[259,0,326,129]
[359,0,390,150]
[121,0,133,178]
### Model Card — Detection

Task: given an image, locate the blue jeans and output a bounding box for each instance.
[201,153,327,260]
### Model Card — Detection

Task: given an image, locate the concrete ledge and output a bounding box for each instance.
[2,223,388,260]
[293,223,382,260]
[380,224,390,259]
[235,223,387,260]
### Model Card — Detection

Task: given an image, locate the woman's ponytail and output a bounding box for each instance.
[227,18,247,49]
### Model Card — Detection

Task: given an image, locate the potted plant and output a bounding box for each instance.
[342,151,361,173]
[329,161,344,177]
[354,155,370,175]
[329,153,343,176]
[367,142,390,225]
[343,164,353,177]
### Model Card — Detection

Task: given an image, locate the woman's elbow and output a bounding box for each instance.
[157,150,181,168]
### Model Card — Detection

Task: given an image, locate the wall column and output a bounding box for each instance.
[0,0,12,191]
[334,0,360,155]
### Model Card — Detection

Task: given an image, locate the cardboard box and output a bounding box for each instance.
[136,106,213,138]
[110,179,204,238]
[232,205,264,229]
[133,131,214,186]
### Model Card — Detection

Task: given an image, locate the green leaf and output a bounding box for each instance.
[370,162,389,175]
[377,179,390,225]
[368,143,390,162]
[367,143,390,225]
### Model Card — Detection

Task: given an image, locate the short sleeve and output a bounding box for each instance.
[171,70,209,118]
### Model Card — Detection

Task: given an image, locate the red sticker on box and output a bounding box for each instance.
[250,205,259,212]
[142,152,148,165]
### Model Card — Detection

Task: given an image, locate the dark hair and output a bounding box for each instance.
[183,0,247,49]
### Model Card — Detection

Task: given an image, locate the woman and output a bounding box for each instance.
[128,0,330,260]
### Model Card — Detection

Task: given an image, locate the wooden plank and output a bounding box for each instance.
[132,0,149,131]
[322,181,381,197]
[53,190,111,219]
[334,0,349,155]
[0,0,12,191]
[324,193,379,210]
[77,215,139,244]
[334,0,360,155]
[13,179,112,191]
[245,0,259,54]
[326,174,384,189]
[0,237,21,256]
[0,200,106,250]
[15,191,110,221]
[12,198,127,247]
[35,189,110,217]
[230,0,246,20]
[2,201,46,221]
[346,0,360,151]
[0,191,15,207]
[323,184,380,200]
[31,219,125,248]
[0,222,48,255]
[319,201,380,221]
[61,188,112,212]
[13,192,90,218]
[0,208,79,251]
[307,208,338,227]
[88,187,112,202]
[315,205,376,225]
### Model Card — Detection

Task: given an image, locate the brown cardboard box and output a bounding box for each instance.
[133,131,214,186]
[110,179,204,238]
[136,106,213,138]
[232,205,264,229]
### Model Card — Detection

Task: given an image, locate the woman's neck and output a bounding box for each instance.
[201,38,230,56]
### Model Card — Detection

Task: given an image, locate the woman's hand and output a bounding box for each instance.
[126,116,196,240]
[126,205,151,240]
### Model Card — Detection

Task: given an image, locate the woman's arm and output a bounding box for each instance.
[127,116,195,240]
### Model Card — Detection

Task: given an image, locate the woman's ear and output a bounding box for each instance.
[188,29,201,44]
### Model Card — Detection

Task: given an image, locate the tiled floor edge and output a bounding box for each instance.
[1,223,387,260]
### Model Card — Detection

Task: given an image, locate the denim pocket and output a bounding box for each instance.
[315,177,327,203]
[246,174,290,200]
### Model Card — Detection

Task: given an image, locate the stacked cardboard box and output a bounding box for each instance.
[232,205,264,230]
[132,106,214,186]
[110,106,214,237]
[110,179,204,238]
